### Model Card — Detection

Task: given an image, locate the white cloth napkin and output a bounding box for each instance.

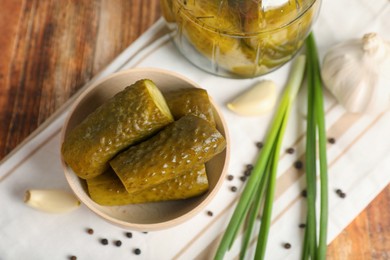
[1,0,390,259]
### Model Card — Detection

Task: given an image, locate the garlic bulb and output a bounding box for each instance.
[227,80,277,116]
[24,189,81,213]
[321,33,390,114]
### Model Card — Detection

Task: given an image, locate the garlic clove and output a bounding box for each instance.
[227,80,277,116]
[24,189,81,213]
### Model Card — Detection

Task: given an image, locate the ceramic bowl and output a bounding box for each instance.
[60,68,229,231]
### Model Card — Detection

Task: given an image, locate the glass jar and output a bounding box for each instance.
[161,0,321,78]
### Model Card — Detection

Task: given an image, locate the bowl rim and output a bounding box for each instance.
[60,67,230,231]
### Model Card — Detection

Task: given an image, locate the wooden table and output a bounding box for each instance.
[1,0,389,258]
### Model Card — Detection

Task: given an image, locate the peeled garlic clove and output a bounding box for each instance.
[227,80,277,116]
[24,189,81,213]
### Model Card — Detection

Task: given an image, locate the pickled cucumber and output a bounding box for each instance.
[164,88,215,126]
[163,88,215,200]
[242,0,317,67]
[87,165,209,205]
[172,0,258,76]
[164,0,319,77]
[62,79,174,179]
[110,115,226,194]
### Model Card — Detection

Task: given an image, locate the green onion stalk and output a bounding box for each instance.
[302,33,329,260]
[214,55,306,260]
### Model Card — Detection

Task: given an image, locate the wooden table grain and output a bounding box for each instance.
[0,0,389,258]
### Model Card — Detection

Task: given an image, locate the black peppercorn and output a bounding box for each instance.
[207,210,213,217]
[231,186,237,192]
[101,238,108,245]
[114,240,122,247]
[301,189,307,197]
[246,164,254,170]
[244,169,252,177]
[299,223,306,228]
[134,248,141,255]
[227,175,234,181]
[286,147,295,154]
[328,137,336,144]
[69,256,77,260]
[335,189,347,198]
[240,176,247,182]
[125,232,133,238]
[256,142,264,149]
[283,243,292,249]
[294,160,303,169]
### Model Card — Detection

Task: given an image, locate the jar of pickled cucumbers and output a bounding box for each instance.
[161,0,321,78]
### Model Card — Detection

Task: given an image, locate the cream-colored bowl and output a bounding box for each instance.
[60,68,230,231]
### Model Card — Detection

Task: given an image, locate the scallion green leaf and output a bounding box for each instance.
[214,55,306,260]
[302,32,329,260]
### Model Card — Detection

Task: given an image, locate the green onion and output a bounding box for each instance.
[214,55,306,260]
[302,33,329,260]
[254,109,289,259]
[303,33,318,260]
[240,159,271,260]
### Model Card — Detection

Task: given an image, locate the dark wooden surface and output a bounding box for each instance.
[0,0,389,258]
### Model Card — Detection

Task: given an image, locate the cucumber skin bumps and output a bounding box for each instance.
[110,115,226,194]
[87,165,209,205]
[164,88,216,127]
[62,79,173,179]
